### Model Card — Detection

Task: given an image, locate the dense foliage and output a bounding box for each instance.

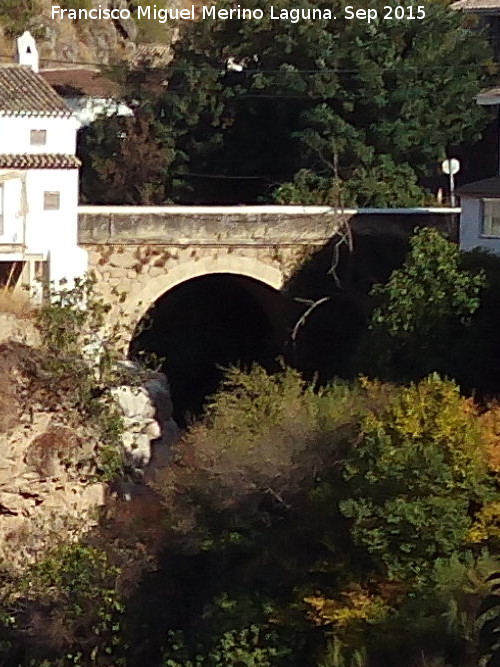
[79,110,176,205]
[358,228,500,396]
[358,227,486,382]
[0,0,38,36]
[79,0,492,205]
[2,360,500,666]
[32,276,128,478]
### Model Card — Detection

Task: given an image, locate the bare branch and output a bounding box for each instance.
[291,296,331,342]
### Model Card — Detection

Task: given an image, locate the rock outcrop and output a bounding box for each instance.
[110,362,181,475]
[0,0,188,69]
[0,328,180,569]
[0,345,106,569]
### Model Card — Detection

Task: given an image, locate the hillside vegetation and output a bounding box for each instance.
[1,231,500,665]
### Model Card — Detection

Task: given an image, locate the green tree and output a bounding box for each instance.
[144,0,492,204]
[478,571,500,667]
[154,367,495,664]
[358,227,486,382]
[340,375,491,582]
[78,108,176,205]
[0,543,126,666]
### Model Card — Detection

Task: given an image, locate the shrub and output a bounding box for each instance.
[358,227,485,383]
[0,0,38,37]
[162,625,288,666]
[33,274,126,479]
[1,543,126,666]
[155,365,357,548]
[340,375,492,582]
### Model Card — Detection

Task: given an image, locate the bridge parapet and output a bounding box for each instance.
[78,205,458,246]
[78,205,354,246]
[78,206,458,340]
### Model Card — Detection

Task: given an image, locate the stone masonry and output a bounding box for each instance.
[78,206,458,337]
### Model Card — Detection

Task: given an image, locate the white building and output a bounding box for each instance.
[41,67,133,127]
[458,177,500,253]
[0,32,87,294]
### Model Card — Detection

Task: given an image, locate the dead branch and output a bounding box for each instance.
[291,296,331,342]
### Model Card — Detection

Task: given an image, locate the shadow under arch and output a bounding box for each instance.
[128,267,293,423]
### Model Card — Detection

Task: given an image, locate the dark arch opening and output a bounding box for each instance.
[129,273,292,424]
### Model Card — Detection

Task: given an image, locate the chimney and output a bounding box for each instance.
[17,31,39,73]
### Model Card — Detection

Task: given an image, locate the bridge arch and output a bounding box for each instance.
[123,254,285,330]
[124,255,289,420]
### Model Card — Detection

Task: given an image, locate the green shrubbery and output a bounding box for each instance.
[0,542,128,666]
[357,227,486,382]
[33,275,126,479]
[154,366,499,666]
[3,359,499,666]
[0,0,92,36]
[4,229,500,665]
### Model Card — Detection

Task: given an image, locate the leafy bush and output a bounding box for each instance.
[358,227,486,383]
[152,365,499,665]
[162,626,288,666]
[340,375,491,582]
[0,543,126,666]
[33,275,126,479]
[155,365,358,548]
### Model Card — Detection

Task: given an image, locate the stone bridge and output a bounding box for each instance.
[78,205,457,416]
[78,205,457,328]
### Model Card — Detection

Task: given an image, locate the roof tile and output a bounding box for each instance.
[451,0,500,11]
[0,65,72,117]
[0,154,80,169]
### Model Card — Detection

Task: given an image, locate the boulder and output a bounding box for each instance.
[110,365,180,472]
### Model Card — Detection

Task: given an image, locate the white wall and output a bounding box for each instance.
[0,175,24,244]
[25,168,88,285]
[0,116,79,154]
[25,169,79,253]
[460,196,500,254]
[0,167,87,284]
[65,97,133,127]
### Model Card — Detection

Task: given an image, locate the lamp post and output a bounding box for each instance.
[441,158,460,207]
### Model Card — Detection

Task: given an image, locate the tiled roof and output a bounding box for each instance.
[451,0,500,11]
[0,154,80,169]
[0,65,72,117]
[41,68,120,98]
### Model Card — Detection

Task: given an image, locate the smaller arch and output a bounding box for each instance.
[123,254,284,330]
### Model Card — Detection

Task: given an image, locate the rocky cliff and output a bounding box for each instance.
[0,310,179,571]
[0,0,188,68]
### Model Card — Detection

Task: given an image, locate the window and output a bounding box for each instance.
[482,199,500,237]
[30,129,47,146]
[44,192,60,211]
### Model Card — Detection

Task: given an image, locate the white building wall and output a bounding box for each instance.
[24,169,79,253]
[24,168,88,284]
[0,175,24,244]
[460,196,500,254]
[0,116,79,154]
[0,167,87,285]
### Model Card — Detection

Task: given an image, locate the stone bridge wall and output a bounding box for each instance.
[77,206,458,334]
